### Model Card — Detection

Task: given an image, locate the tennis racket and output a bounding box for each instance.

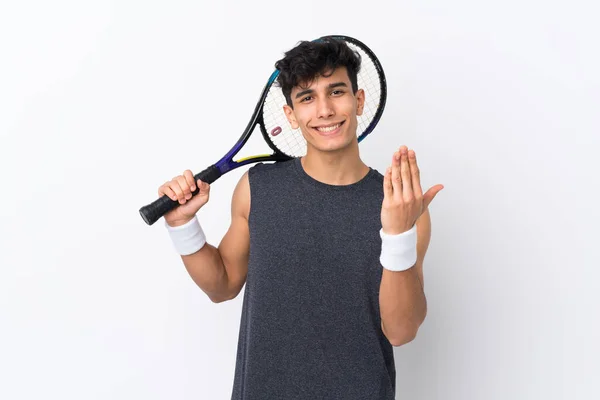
[139,34,387,225]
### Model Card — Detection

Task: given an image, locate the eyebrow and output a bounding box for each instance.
[294,82,348,99]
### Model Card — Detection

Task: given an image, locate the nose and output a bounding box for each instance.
[316,97,335,119]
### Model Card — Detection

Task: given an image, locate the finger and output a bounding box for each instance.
[158,183,178,202]
[170,178,185,203]
[176,175,192,199]
[383,167,393,199]
[408,150,423,197]
[423,184,445,208]
[183,170,196,191]
[391,151,402,196]
[400,147,413,198]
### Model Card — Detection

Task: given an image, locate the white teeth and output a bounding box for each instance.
[315,123,341,132]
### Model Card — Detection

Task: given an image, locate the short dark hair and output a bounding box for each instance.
[274,38,362,107]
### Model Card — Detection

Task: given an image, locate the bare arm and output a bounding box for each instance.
[378,145,442,346]
[165,171,251,303]
[380,208,431,346]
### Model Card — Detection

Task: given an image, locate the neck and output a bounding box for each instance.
[300,141,370,186]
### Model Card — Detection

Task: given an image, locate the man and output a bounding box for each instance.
[159,38,443,399]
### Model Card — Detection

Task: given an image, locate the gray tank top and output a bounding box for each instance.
[231,158,396,400]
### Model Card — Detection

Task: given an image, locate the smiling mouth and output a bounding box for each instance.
[312,121,345,133]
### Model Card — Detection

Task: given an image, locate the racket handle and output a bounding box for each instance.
[139,165,222,226]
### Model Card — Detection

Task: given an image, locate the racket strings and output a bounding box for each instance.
[262,89,307,157]
[261,41,384,158]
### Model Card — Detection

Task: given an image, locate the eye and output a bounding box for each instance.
[331,90,345,96]
[300,95,313,102]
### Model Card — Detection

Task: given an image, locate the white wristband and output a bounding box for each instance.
[165,216,206,256]
[379,225,418,271]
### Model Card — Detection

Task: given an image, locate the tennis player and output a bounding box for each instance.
[158,38,443,399]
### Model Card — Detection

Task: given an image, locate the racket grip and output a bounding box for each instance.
[139,165,222,226]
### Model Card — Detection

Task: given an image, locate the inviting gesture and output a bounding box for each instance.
[381,146,444,235]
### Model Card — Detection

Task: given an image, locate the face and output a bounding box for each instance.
[283,67,365,154]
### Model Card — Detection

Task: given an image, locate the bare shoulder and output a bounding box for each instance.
[231,171,251,220]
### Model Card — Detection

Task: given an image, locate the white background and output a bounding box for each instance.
[1,1,599,399]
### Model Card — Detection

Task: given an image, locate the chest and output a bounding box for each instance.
[248,192,384,296]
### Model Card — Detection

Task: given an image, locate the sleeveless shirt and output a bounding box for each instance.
[230,158,396,400]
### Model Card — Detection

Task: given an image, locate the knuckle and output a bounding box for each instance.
[177,177,189,188]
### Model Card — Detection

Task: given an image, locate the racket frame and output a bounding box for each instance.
[139,34,387,225]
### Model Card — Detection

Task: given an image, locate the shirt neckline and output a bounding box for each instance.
[292,157,377,191]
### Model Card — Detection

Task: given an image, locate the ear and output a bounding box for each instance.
[283,104,299,129]
[355,89,365,116]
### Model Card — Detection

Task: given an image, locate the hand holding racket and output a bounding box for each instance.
[139,35,387,225]
[158,170,211,227]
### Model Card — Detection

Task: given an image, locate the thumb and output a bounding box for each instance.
[423,184,444,208]
[197,179,210,194]
[184,181,210,210]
